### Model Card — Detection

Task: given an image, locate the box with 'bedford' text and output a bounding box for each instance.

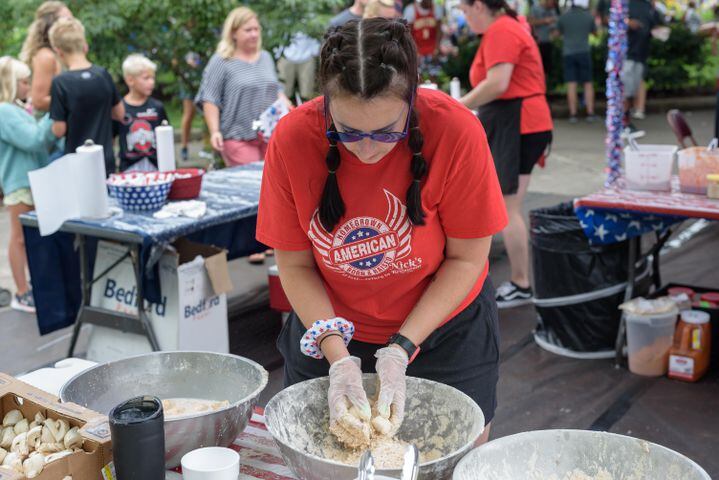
[86,238,233,362]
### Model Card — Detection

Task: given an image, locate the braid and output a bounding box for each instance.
[406,110,427,225]
[318,18,425,230]
[319,124,345,232]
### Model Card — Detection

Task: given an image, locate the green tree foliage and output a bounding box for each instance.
[3,0,344,95]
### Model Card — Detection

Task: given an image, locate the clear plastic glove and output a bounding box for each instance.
[328,356,371,448]
[374,346,408,435]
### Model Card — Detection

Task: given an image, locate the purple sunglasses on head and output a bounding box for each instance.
[324,93,415,144]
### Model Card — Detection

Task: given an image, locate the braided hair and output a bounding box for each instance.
[318,18,426,232]
[460,0,519,19]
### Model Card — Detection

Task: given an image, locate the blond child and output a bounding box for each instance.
[49,17,124,174]
[116,54,169,172]
[0,57,58,312]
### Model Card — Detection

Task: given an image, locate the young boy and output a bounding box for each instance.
[116,54,169,172]
[49,17,124,175]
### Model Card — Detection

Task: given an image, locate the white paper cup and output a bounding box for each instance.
[181,447,240,480]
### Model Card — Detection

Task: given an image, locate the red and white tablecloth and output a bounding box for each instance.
[574,176,719,220]
[174,408,297,479]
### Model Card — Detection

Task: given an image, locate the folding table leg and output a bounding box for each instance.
[131,244,161,351]
[68,234,88,357]
[615,236,639,367]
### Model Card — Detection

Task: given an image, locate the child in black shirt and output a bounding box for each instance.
[49,17,124,175]
[116,54,169,172]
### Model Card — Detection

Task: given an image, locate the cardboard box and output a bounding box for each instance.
[0,373,111,480]
[86,238,234,363]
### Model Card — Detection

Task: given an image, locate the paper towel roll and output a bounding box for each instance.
[29,142,110,236]
[76,142,110,218]
[450,78,461,100]
[155,124,176,172]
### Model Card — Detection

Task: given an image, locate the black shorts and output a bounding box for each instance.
[520,131,553,175]
[276,280,500,425]
[563,52,593,84]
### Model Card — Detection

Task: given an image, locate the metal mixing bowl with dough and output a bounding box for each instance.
[265,374,485,480]
[453,429,710,480]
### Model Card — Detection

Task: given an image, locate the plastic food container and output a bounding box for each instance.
[677,147,719,194]
[624,145,677,191]
[181,447,240,480]
[168,168,205,200]
[107,172,174,212]
[625,308,678,376]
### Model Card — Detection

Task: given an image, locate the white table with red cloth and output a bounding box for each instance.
[573,177,719,366]
[171,407,297,480]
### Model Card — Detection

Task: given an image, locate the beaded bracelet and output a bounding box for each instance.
[300,317,355,359]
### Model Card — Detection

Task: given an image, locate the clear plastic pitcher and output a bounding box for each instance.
[625,308,678,376]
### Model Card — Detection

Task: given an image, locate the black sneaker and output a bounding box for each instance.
[180,147,189,162]
[495,281,533,309]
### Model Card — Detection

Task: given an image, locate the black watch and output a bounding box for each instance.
[388,333,420,364]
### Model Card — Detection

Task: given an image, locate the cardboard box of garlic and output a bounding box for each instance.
[0,373,111,480]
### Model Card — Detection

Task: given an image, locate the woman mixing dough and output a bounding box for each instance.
[256,18,507,447]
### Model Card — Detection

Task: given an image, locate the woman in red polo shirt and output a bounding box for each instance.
[459,0,553,309]
[257,18,507,444]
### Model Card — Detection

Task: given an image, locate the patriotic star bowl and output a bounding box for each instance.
[107,172,174,211]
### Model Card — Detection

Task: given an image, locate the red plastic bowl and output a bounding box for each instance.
[168,168,204,200]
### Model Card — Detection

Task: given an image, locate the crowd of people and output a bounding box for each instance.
[2,0,719,450]
[0,1,714,331]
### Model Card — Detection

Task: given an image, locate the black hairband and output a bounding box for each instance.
[413,152,422,157]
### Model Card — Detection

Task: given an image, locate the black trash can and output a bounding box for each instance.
[530,202,649,358]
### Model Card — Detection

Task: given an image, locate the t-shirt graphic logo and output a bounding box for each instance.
[126,120,155,153]
[308,190,412,279]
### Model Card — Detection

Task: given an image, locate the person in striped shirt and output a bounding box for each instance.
[196,6,291,167]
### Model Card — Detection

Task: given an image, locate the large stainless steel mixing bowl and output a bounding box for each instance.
[59,351,268,468]
[265,374,485,480]
[453,429,710,479]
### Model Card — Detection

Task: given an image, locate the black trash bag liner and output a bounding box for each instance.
[530,202,649,353]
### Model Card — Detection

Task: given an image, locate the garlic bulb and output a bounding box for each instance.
[13,418,29,435]
[2,451,23,472]
[0,447,7,464]
[23,452,45,478]
[44,418,69,443]
[26,426,42,451]
[41,423,54,444]
[10,432,29,457]
[2,410,22,428]
[63,427,83,451]
[45,450,72,464]
[36,442,64,454]
[0,427,14,449]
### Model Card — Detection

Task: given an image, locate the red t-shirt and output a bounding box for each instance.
[411,7,440,57]
[256,89,508,344]
[469,15,553,135]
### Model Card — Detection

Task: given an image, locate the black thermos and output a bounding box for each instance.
[109,396,166,479]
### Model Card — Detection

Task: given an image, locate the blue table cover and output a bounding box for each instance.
[23,164,266,335]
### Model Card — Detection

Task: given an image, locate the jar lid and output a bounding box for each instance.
[681,310,710,325]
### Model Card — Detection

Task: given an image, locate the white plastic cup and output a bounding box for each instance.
[181,447,240,480]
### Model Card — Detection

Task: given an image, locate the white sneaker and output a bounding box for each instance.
[632,111,646,120]
[10,290,36,314]
[495,281,534,309]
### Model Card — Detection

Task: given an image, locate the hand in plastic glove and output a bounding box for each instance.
[328,356,372,448]
[374,346,408,436]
